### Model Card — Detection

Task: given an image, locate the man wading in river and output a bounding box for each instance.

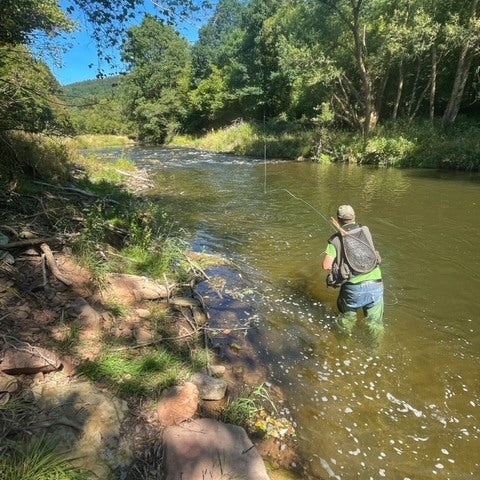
[322,205,384,339]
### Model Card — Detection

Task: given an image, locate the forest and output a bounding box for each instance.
[3,0,480,169]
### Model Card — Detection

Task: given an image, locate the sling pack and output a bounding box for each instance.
[326,224,381,287]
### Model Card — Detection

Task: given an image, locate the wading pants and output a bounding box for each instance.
[336,280,384,338]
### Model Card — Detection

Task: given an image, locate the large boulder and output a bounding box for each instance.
[31,372,131,479]
[163,418,270,480]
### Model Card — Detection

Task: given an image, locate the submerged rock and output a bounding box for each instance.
[163,418,270,480]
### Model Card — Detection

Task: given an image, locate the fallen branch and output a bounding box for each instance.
[33,181,120,205]
[184,254,210,281]
[33,181,98,199]
[0,225,19,239]
[39,243,72,286]
[1,237,59,250]
[115,169,154,184]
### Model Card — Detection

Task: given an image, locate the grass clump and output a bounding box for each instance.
[79,348,194,397]
[0,436,88,480]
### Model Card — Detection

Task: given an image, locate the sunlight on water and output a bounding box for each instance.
[98,146,480,479]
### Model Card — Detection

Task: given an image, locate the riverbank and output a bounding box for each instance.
[0,145,304,479]
[170,118,480,171]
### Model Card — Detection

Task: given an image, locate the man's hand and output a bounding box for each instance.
[323,254,334,271]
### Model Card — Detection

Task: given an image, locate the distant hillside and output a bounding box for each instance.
[63,76,124,103]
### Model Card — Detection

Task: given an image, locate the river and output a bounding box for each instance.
[97,146,479,480]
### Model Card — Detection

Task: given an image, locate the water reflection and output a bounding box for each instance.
[93,147,480,480]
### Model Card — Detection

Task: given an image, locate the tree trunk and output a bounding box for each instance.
[407,57,422,118]
[442,0,479,128]
[393,60,404,120]
[350,0,377,135]
[430,44,437,122]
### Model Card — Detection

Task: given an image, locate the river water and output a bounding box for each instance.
[99,147,479,479]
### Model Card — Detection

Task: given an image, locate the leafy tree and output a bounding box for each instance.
[0,45,72,134]
[122,15,192,143]
[192,0,246,81]
[0,0,74,46]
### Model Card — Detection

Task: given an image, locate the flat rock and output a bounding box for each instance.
[1,347,61,375]
[105,274,168,302]
[31,373,131,478]
[190,373,227,401]
[156,382,199,427]
[163,418,270,480]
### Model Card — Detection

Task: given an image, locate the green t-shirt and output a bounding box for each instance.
[325,243,382,283]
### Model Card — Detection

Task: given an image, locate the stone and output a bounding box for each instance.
[163,418,270,480]
[0,373,18,392]
[1,347,61,375]
[190,373,227,401]
[170,296,201,308]
[133,325,155,345]
[192,306,208,325]
[105,274,168,302]
[135,308,151,318]
[155,382,199,427]
[30,372,131,478]
[70,297,101,340]
[209,365,226,376]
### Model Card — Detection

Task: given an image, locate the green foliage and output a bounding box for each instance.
[0,0,74,45]
[64,77,133,135]
[122,16,192,143]
[0,436,88,480]
[0,45,72,134]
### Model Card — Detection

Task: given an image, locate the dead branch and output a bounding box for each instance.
[39,243,72,286]
[1,237,59,250]
[115,169,154,184]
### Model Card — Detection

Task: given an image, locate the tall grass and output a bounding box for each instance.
[72,134,135,149]
[0,437,88,480]
[171,121,313,159]
[0,131,75,182]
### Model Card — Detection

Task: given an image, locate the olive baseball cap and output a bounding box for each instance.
[337,204,355,220]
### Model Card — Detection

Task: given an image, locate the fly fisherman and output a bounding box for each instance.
[322,205,384,339]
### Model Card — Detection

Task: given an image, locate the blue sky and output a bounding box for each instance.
[43,2,210,85]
